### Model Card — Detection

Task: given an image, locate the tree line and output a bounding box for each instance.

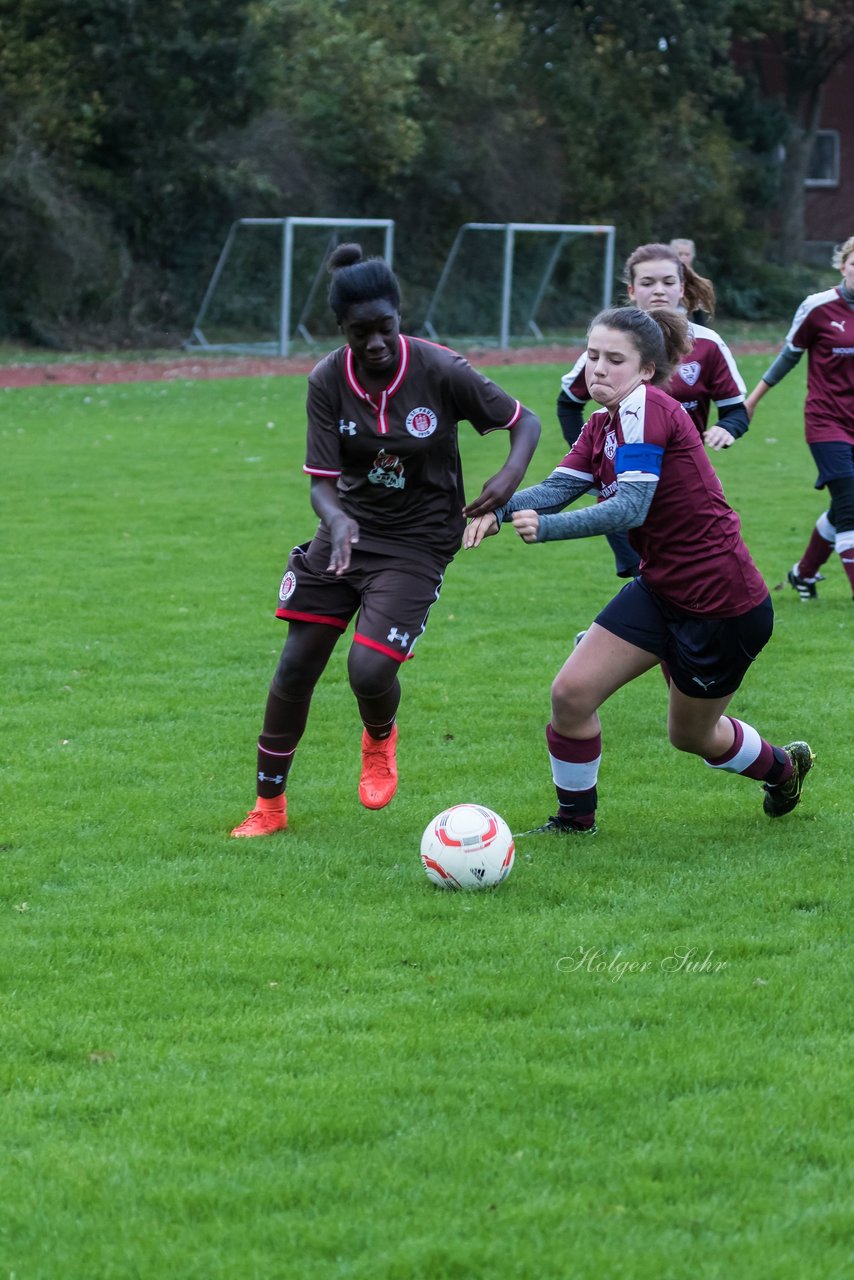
[1,0,852,348]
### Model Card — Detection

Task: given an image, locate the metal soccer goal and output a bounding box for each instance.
[185,216,395,357]
[421,222,616,348]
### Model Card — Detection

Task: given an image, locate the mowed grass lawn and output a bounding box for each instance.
[1,355,851,1280]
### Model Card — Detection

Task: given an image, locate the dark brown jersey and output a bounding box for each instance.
[304,336,522,560]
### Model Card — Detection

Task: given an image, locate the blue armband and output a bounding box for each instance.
[615,441,664,477]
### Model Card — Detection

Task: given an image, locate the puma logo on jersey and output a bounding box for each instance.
[830,320,846,332]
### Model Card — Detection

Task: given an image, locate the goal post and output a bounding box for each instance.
[185,217,395,357]
[421,222,616,348]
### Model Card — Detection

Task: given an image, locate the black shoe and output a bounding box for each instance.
[763,742,815,817]
[787,565,824,601]
[515,815,598,837]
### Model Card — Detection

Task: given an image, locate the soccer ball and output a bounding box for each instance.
[420,804,515,891]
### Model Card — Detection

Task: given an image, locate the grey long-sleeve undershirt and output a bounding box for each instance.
[761,346,804,386]
[493,470,657,543]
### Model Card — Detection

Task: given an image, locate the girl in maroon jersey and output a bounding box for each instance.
[465,306,813,836]
[746,235,854,603]
[558,242,749,578]
[230,244,541,837]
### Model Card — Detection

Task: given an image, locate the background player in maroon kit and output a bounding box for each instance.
[557,242,749,578]
[746,235,854,603]
[465,306,813,836]
[231,244,541,837]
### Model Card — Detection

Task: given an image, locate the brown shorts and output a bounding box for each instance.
[274,534,449,662]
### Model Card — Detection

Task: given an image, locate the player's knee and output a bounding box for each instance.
[272,651,321,698]
[551,670,588,720]
[347,647,398,700]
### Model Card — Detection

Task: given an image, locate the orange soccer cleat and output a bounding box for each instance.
[230,793,288,838]
[359,724,399,809]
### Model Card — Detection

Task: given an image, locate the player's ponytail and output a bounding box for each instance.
[646,306,692,382]
[588,305,691,386]
[327,243,401,321]
[681,263,716,318]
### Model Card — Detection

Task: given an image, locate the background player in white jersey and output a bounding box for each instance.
[746,235,854,603]
[557,242,749,577]
[231,244,540,837]
[465,307,813,836]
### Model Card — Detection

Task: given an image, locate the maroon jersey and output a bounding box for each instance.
[560,322,745,435]
[304,336,521,560]
[785,285,854,445]
[561,384,768,615]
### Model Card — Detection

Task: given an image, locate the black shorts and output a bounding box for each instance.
[809,441,854,489]
[595,578,774,699]
[274,533,448,663]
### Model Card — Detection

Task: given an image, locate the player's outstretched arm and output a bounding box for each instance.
[462,407,540,517]
[744,378,772,420]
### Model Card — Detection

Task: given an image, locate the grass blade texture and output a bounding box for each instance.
[1,359,850,1279]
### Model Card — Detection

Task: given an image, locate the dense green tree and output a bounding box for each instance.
[0,0,270,340]
[0,0,846,342]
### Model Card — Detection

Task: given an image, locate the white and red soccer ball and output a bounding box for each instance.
[420,804,515,891]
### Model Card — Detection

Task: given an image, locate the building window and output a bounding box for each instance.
[805,130,840,187]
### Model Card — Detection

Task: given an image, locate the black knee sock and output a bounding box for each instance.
[256,686,312,797]
[356,679,401,741]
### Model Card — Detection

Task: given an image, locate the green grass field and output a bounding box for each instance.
[2,358,851,1279]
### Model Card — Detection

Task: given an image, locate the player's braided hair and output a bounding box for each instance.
[589,306,692,386]
[327,243,401,321]
[623,242,716,319]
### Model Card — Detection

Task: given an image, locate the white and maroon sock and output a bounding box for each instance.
[546,723,601,829]
[704,717,792,784]
[798,512,835,579]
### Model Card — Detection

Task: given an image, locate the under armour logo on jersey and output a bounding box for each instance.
[339,419,358,435]
[258,771,285,785]
[387,627,410,648]
[831,320,846,332]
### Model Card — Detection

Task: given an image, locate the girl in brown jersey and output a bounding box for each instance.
[231,245,541,837]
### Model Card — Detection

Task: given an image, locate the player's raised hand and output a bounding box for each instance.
[511,509,540,543]
[463,513,499,548]
[327,515,360,575]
